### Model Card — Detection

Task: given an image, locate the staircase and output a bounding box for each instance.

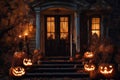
[21,57,90,79]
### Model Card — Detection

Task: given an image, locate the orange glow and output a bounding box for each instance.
[24,33,28,36]
[60,17,68,39]
[14,52,25,58]
[99,64,113,75]
[23,58,32,66]
[11,67,25,77]
[84,64,95,71]
[19,35,22,38]
[47,17,55,39]
[91,18,100,37]
[84,51,94,58]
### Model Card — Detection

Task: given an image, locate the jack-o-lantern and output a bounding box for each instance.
[10,67,25,77]
[99,64,113,75]
[12,51,27,67]
[23,58,32,66]
[84,64,95,71]
[84,51,94,58]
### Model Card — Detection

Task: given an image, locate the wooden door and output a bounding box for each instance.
[45,15,70,57]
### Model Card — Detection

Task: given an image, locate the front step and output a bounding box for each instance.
[24,72,89,78]
[19,57,89,79]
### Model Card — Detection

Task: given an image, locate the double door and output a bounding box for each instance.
[45,15,70,57]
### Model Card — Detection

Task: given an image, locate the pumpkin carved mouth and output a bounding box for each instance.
[84,64,95,71]
[99,64,113,75]
[11,67,25,77]
[84,51,94,58]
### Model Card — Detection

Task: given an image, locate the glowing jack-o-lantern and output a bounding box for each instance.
[10,67,25,77]
[23,58,32,66]
[99,64,113,75]
[84,51,94,58]
[84,64,95,71]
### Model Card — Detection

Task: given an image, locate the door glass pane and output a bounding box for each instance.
[91,17,100,37]
[92,30,100,37]
[47,17,55,39]
[60,17,68,39]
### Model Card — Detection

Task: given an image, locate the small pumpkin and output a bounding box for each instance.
[99,63,113,75]
[84,63,95,72]
[23,58,32,66]
[10,67,25,77]
[84,51,94,58]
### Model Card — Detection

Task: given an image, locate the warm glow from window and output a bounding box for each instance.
[47,17,55,39]
[91,18,100,37]
[60,17,68,39]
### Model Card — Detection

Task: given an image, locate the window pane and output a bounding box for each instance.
[47,17,55,39]
[92,18,100,23]
[60,33,68,39]
[47,33,55,39]
[47,22,51,32]
[91,17,100,37]
[60,22,68,32]
[92,24,100,29]
[51,22,55,32]
[92,30,100,37]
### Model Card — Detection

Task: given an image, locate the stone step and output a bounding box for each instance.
[43,57,70,60]
[26,68,81,73]
[40,61,82,64]
[23,72,89,78]
[29,64,83,68]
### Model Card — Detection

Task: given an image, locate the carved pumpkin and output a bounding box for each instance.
[23,58,32,66]
[84,51,94,58]
[12,51,27,67]
[99,64,113,75]
[84,64,95,71]
[10,67,25,77]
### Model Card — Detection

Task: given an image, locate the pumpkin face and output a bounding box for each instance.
[84,64,95,71]
[23,58,32,66]
[11,67,25,77]
[99,64,113,75]
[84,51,94,58]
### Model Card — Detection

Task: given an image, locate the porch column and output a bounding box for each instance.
[35,8,40,49]
[75,11,80,52]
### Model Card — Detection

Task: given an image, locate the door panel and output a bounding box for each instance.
[45,16,70,57]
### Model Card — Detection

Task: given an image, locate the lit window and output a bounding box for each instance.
[47,17,55,39]
[91,18,100,37]
[60,17,68,39]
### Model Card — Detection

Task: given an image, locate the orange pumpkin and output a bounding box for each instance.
[12,51,27,67]
[10,67,25,77]
[84,63,95,72]
[99,63,113,75]
[23,58,32,66]
[84,51,94,58]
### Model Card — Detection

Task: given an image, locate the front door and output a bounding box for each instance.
[45,15,70,57]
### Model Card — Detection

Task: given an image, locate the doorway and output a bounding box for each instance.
[45,15,70,57]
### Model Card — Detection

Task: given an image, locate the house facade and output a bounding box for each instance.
[31,0,113,57]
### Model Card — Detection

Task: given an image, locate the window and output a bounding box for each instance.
[60,17,68,39]
[47,17,55,39]
[91,17,100,37]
